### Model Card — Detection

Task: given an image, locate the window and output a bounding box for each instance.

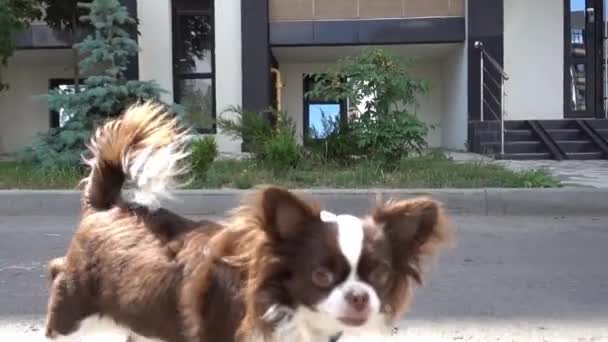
[303,75,347,140]
[49,79,85,129]
[172,0,215,133]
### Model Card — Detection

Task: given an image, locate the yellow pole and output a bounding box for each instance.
[270,67,283,112]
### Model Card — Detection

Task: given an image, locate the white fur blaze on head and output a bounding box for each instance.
[313,211,382,334]
[321,212,364,272]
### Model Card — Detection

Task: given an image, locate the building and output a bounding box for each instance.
[1,0,608,160]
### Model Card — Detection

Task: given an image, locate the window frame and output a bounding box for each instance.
[302,74,347,141]
[172,1,217,133]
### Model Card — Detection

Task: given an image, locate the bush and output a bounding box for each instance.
[305,48,432,165]
[217,106,303,171]
[191,136,218,180]
[216,105,274,153]
[259,130,302,172]
[305,113,356,164]
[350,111,430,164]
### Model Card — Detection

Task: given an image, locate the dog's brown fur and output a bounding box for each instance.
[45,102,452,342]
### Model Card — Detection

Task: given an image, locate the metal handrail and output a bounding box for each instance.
[475,41,509,80]
[475,40,509,156]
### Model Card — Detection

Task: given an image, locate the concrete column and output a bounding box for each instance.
[137,0,174,104]
[214,0,243,154]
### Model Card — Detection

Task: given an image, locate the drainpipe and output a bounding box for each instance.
[270,67,283,112]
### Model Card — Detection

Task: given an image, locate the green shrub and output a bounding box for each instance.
[305,48,432,165]
[305,113,357,164]
[217,106,303,171]
[519,169,561,188]
[216,105,274,153]
[191,136,218,180]
[234,169,255,189]
[259,130,302,172]
[350,111,430,164]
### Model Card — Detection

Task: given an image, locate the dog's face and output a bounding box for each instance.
[257,188,450,336]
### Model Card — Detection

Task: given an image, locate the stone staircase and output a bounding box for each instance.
[469,119,608,160]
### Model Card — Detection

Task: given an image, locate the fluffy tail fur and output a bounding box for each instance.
[83,101,190,211]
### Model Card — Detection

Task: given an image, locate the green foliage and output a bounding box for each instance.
[233,169,255,189]
[0,161,83,189]
[22,0,166,168]
[519,169,561,188]
[305,48,432,165]
[217,106,302,171]
[305,113,356,163]
[216,105,274,153]
[0,0,43,90]
[260,130,302,172]
[0,157,561,190]
[42,0,91,32]
[350,111,430,163]
[191,136,218,180]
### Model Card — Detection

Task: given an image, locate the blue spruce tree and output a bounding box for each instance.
[23,0,166,168]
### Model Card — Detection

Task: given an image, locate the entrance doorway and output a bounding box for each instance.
[564,0,606,118]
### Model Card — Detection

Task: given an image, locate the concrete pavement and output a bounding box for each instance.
[1,213,607,341]
[2,187,608,217]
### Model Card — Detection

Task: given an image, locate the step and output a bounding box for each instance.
[566,152,605,160]
[595,128,608,140]
[586,120,608,129]
[505,129,535,141]
[475,131,502,143]
[483,141,548,154]
[546,128,587,141]
[537,120,579,130]
[497,153,553,160]
[504,121,529,130]
[505,141,548,154]
[555,140,599,153]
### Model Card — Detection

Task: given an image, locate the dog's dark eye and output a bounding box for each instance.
[369,264,391,286]
[312,267,334,288]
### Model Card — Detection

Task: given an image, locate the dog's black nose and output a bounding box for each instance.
[345,290,369,312]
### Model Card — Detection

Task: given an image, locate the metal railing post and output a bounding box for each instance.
[480,51,484,121]
[475,40,509,156]
[500,79,505,155]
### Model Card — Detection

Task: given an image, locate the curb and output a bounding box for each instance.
[0,188,606,217]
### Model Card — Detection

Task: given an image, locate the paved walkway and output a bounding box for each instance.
[1,214,607,341]
[445,151,608,188]
[495,160,608,188]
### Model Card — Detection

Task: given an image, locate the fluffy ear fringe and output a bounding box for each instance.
[373,197,454,284]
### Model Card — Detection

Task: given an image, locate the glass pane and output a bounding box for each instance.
[570,0,587,57]
[178,78,214,131]
[176,14,213,74]
[570,63,588,111]
[308,104,341,138]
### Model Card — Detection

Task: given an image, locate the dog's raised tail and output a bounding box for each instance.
[83,101,190,211]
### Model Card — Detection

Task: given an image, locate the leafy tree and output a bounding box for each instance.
[305,48,432,165]
[21,0,165,168]
[0,0,43,90]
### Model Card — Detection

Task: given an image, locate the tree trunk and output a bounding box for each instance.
[71,10,80,93]
[73,47,80,92]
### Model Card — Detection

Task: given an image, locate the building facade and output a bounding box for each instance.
[1,0,607,159]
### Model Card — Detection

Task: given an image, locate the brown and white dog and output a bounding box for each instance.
[44,102,453,342]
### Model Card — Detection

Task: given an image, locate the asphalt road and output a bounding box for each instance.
[1,213,607,341]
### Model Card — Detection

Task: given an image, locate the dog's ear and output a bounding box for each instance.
[261,187,319,240]
[372,197,451,284]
